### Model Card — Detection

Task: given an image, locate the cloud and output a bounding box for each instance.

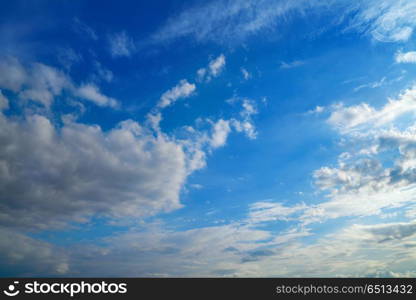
[93,61,113,82]
[353,77,386,92]
[0,228,69,276]
[210,119,231,148]
[57,48,82,70]
[73,18,98,40]
[395,50,416,63]
[304,137,416,223]
[197,54,226,82]
[347,0,416,42]
[327,86,416,132]
[248,201,307,223]
[0,56,118,108]
[0,57,260,233]
[350,221,416,243]
[280,60,305,69]
[297,86,416,224]
[0,111,208,230]
[152,0,314,44]
[0,90,9,110]
[241,67,251,80]
[76,84,118,108]
[67,222,271,277]
[0,56,27,92]
[158,79,196,108]
[208,54,226,77]
[152,0,416,45]
[5,214,416,277]
[306,105,325,114]
[108,31,136,57]
[230,99,258,139]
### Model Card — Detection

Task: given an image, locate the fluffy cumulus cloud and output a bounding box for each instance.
[295,86,416,225]
[197,54,226,82]
[0,56,119,108]
[0,112,199,230]
[0,51,264,275]
[327,86,416,132]
[210,119,231,148]
[230,99,258,139]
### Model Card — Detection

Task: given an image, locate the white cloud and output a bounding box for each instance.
[210,119,231,148]
[18,62,70,107]
[158,79,196,108]
[76,84,118,108]
[327,87,416,132]
[300,86,416,224]
[395,50,416,63]
[208,54,225,77]
[230,98,258,139]
[347,0,416,42]
[353,77,386,92]
[153,0,416,45]
[196,68,206,81]
[248,201,307,223]
[152,0,315,44]
[197,54,226,82]
[108,31,136,57]
[0,56,118,109]
[6,215,416,277]
[0,111,209,230]
[241,67,251,80]
[306,105,325,114]
[280,60,305,69]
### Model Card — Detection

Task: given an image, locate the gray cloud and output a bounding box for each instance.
[0,228,68,276]
[0,112,199,230]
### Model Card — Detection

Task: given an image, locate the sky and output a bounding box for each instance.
[1,0,416,277]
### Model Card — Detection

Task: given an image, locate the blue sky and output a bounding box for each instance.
[1,0,416,277]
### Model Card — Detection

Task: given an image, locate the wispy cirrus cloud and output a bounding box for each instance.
[152,0,416,44]
[280,60,305,69]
